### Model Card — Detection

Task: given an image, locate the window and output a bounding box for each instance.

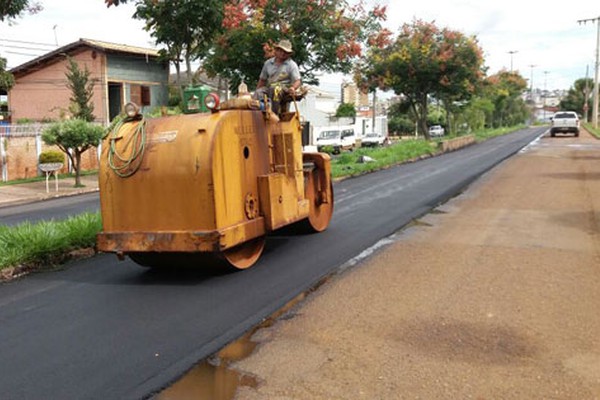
[130,84,151,106]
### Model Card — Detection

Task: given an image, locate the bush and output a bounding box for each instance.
[39,150,64,164]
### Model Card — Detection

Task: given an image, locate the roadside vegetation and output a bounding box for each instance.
[0,213,101,276]
[583,122,600,138]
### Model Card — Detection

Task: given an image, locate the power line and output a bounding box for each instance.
[0,38,56,47]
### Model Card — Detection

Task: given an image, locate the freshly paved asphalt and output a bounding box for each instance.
[0,127,546,399]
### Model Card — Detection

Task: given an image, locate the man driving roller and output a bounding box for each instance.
[254,39,301,112]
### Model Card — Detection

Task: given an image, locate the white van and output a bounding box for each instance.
[316,127,356,154]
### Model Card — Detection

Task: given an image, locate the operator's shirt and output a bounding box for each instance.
[259,57,301,87]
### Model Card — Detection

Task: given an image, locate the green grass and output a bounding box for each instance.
[583,122,600,139]
[332,139,437,178]
[0,125,524,278]
[0,213,101,272]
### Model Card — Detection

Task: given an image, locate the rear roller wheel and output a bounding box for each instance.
[304,168,334,232]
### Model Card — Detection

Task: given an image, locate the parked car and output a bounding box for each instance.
[361,132,386,147]
[428,125,445,137]
[550,111,580,137]
[316,127,356,154]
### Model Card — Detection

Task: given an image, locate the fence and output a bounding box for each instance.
[0,123,100,182]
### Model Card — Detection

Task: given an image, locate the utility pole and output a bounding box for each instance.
[584,65,590,123]
[543,71,549,121]
[578,16,600,128]
[508,50,518,72]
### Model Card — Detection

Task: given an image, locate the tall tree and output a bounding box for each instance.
[65,57,96,122]
[484,70,528,128]
[0,56,15,92]
[0,0,42,22]
[361,20,485,139]
[559,77,595,120]
[131,0,225,90]
[204,0,388,91]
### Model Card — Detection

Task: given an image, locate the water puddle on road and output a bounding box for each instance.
[154,288,318,400]
[154,335,259,400]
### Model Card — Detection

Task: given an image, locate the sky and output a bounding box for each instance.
[1,0,599,94]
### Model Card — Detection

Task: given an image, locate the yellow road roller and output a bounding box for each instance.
[96,90,333,269]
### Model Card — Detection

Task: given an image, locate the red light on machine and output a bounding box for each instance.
[204,93,220,111]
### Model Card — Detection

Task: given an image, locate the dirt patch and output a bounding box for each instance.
[233,129,600,399]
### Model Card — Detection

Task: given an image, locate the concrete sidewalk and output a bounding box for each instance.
[0,174,99,208]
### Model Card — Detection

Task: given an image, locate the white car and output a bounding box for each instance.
[316,128,356,154]
[361,132,386,147]
[428,125,445,137]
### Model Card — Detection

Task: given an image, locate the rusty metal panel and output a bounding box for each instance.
[99,113,217,232]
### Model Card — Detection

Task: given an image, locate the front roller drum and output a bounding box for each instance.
[127,236,266,270]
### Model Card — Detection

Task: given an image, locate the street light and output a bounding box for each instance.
[528,64,536,102]
[508,50,518,72]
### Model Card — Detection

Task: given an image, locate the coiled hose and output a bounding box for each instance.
[107,116,147,178]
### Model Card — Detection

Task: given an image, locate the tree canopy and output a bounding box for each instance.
[42,120,105,187]
[360,19,485,138]
[0,56,15,92]
[0,0,42,22]
[130,0,225,88]
[203,0,388,91]
[559,78,595,120]
[484,70,528,128]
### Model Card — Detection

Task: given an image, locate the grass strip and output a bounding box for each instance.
[0,212,102,273]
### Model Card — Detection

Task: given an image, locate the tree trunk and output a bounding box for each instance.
[74,151,82,187]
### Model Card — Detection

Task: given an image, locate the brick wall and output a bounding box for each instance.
[0,125,99,182]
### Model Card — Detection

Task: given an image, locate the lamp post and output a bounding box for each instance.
[528,64,536,102]
[508,50,518,72]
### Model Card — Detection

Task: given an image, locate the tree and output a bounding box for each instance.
[65,57,96,122]
[362,20,485,139]
[559,78,594,120]
[335,102,356,118]
[0,0,42,22]
[0,56,15,92]
[42,120,105,187]
[203,0,388,91]
[129,0,225,96]
[484,70,528,128]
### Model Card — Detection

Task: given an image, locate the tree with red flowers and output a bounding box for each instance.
[362,20,485,138]
[203,0,388,91]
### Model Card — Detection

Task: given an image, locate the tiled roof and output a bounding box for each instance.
[10,38,161,76]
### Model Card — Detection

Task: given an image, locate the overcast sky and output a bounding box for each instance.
[1,0,598,92]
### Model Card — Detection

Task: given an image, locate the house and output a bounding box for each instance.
[8,38,169,124]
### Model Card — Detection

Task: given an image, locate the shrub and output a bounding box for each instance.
[39,150,64,164]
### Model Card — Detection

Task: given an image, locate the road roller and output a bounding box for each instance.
[96,88,333,269]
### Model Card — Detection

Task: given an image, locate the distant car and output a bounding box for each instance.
[550,111,579,137]
[361,132,386,147]
[316,127,356,154]
[428,125,445,137]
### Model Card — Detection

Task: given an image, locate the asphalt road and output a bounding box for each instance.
[0,192,100,226]
[0,127,545,399]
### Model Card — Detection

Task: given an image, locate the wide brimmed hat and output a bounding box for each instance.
[275,39,293,53]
